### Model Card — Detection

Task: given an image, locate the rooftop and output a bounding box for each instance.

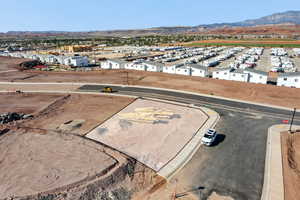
[278,72,300,77]
[108,59,129,64]
[186,64,207,71]
[244,68,268,76]
[143,61,164,67]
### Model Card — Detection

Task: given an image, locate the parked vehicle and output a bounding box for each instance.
[201,129,217,146]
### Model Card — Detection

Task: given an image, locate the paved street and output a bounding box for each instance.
[170,108,286,200]
[78,84,300,199]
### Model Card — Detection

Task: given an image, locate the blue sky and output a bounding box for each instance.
[0,0,298,32]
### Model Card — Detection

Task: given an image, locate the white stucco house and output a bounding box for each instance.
[101,59,127,69]
[163,64,183,74]
[229,69,249,82]
[69,56,89,67]
[187,64,208,77]
[212,68,232,80]
[175,65,191,76]
[124,62,135,70]
[244,68,268,84]
[128,62,146,71]
[277,72,300,88]
[142,61,164,72]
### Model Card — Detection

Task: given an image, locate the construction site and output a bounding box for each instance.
[0,55,300,200]
[0,92,165,200]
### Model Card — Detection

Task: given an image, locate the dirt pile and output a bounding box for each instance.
[0,112,33,124]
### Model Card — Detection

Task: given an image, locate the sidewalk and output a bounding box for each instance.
[261,124,300,200]
[157,104,220,179]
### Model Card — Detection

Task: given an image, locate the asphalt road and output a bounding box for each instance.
[79,84,300,120]
[78,84,300,200]
[172,108,281,200]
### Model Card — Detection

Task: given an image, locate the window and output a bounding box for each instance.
[224,72,227,75]
[241,75,244,78]
[284,78,287,81]
[232,74,236,77]
[259,76,262,79]
[216,72,219,74]
[295,79,299,82]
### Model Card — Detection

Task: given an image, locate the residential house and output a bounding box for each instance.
[187,64,208,77]
[277,72,300,88]
[229,69,249,82]
[143,61,164,72]
[101,59,127,69]
[175,65,191,76]
[244,68,268,84]
[212,68,232,80]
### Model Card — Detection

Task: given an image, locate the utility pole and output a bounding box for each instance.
[289,108,297,133]
[126,71,129,85]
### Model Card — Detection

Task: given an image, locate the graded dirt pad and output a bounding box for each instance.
[0,83,80,92]
[24,94,134,135]
[0,93,148,199]
[281,131,300,200]
[0,56,30,71]
[0,130,117,198]
[0,93,64,114]
[86,99,208,172]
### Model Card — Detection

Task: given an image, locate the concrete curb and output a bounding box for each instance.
[157,103,220,179]
[260,125,300,200]
[0,81,297,112]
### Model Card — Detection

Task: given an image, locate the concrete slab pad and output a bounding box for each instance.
[86,99,208,171]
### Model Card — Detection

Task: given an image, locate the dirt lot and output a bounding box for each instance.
[0,93,157,199]
[0,56,30,71]
[1,57,300,108]
[0,130,117,198]
[0,93,64,114]
[281,130,300,200]
[86,99,208,172]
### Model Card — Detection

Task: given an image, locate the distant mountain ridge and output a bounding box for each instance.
[1,10,300,36]
[200,10,300,28]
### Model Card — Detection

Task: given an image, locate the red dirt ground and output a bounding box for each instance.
[0,93,141,199]
[281,130,300,200]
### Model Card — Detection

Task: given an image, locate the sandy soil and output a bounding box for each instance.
[0,56,30,71]
[0,130,116,198]
[1,57,300,108]
[0,93,64,114]
[86,99,208,171]
[0,84,81,93]
[23,94,134,135]
[281,130,300,200]
[0,93,139,199]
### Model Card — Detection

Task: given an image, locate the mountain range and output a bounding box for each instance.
[1,10,300,37]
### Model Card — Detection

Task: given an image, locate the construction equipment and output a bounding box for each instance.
[102,87,113,93]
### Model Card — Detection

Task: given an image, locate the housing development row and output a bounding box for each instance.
[1,46,300,88]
